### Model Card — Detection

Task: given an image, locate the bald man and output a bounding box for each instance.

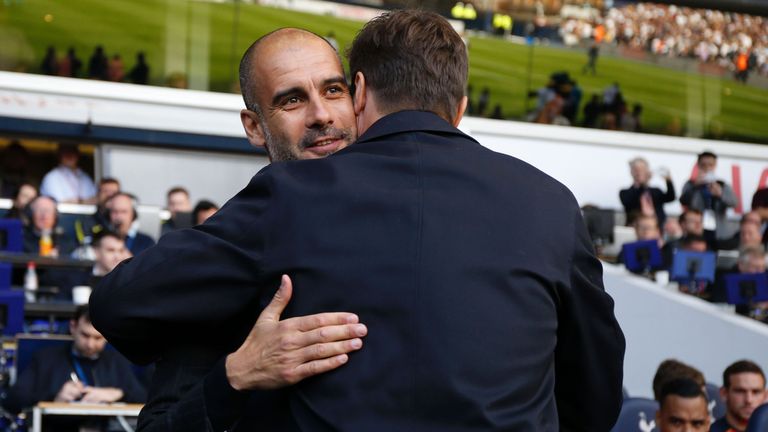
[92,28,364,431]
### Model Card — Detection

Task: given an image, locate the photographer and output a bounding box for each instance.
[680,151,737,242]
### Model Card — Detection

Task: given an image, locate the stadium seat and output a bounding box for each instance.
[746,403,768,432]
[705,382,725,421]
[610,397,658,432]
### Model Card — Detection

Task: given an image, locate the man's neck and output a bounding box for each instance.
[725,412,747,431]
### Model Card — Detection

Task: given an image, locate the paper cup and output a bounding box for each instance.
[72,286,92,305]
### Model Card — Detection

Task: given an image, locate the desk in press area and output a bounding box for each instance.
[32,402,143,432]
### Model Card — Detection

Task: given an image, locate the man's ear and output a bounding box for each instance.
[240,109,266,149]
[353,72,366,117]
[452,95,468,127]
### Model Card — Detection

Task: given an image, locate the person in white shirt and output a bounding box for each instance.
[40,143,97,204]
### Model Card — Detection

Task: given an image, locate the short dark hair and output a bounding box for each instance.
[12,182,37,200]
[723,360,765,389]
[91,230,122,249]
[659,378,707,407]
[238,28,340,113]
[167,187,189,199]
[99,177,120,187]
[193,199,219,219]
[679,209,702,225]
[653,359,706,401]
[74,304,91,323]
[679,234,707,248]
[697,151,717,163]
[348,9,467,123]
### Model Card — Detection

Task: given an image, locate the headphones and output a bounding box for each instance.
[23,195,59,229]
[107,192,139,223]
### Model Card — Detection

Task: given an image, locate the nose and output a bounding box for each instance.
[305,96,332,128]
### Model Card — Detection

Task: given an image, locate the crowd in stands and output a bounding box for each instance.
[0,141,219,300]
[39,45,149,85]
[524,71,644,131]
[613,151,768,325]
[560,2,768,80]
[0,141,222,426]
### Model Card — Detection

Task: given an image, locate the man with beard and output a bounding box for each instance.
[712,360,767,432]
[91,28,365,431]
[93,12,623,431]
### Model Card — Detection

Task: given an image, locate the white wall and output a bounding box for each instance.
[462,118,768,217]
[604,263,768,397]
[100,144,269,208]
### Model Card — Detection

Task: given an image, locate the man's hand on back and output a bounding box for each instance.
[225,275,367,391]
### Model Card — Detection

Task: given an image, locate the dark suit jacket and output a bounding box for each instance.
[126,231,155,255]
[619,180,675,226]
[91,111,625,432]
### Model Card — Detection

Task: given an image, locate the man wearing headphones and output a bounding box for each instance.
[106,193,155,255]
[22,195,76,257]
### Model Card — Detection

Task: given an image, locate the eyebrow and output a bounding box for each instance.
[270,75,348,106]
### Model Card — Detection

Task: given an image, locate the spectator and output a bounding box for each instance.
[559,4,768,79]
[621,103,643,132]
[47,231,132,301]
[107,54,125,82]
[712,360,767,432]
[39,143,97,204]
[737,245,766,274]
[71,177,121,256]
[0,141,31,198]
[652,359,706,402]
[40,46,57,75]
[57,47,82,78]
[22,196,75,257]
[3,305,146,431]
[87,45,108,80]
[713,246,767,311]
[128,52,149,85]
[477,87,490,116]
[679,151,738,241]
[634,214,663,244]
[663,217,683,243]
[582,43,599,75]
[106,192,155,255]
[582,94,601,128]
[160,187,193,236]
[718,212,763,250]
[192,199,219,225]
[620,157,675,227]
[655,378,710,432]
[4,183,37,225]
[751,187,768,244]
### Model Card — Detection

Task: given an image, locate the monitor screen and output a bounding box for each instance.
[622,239,663,273]
[671,250,716,283]
[724,273,768,305]
[582,207,615,246]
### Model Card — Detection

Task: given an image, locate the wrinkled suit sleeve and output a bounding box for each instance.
[555,206,626,432]
[89,170,278,365]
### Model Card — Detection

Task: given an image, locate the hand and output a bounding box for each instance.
[226,275,367,391]
[54,381,85,402]
[709,182,723,197]
[80,387,124,403]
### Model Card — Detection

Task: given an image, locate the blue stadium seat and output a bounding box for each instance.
[610,397,659,432]
[705,382,725,422]
[746,403,768,432]
[0,219,23,252]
